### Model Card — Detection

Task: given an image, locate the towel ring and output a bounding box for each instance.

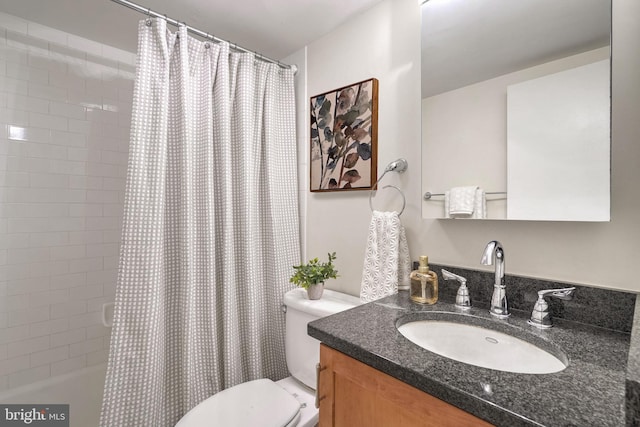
[369,185,406,216]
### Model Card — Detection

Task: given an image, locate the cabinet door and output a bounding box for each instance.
[318,344,493,427]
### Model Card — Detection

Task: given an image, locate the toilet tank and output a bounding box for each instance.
[283,288,361,390]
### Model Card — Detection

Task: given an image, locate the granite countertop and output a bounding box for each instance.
[308,291,630,427]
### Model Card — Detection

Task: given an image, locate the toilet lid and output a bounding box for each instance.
[175,379,301,427]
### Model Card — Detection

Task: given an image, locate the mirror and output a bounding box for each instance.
[420,0,611,221]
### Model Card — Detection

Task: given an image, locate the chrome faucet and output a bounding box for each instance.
[480,240,509,318]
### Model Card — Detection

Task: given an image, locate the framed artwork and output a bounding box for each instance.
[310,78,378,192]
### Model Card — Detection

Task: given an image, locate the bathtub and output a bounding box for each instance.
[0,363,107,427]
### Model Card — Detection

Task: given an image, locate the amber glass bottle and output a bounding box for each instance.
[409,256,438,304]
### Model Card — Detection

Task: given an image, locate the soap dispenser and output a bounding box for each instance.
[410,256,438,304]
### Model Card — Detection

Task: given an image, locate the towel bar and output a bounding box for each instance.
[424,191,506,200]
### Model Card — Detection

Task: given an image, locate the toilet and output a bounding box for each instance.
[175,287,361,427]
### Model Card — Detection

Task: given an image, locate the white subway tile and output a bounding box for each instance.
[86,243,118,258]
[66,147,88,161]
[51,328,85,347]
[0,355,30,376]
[6,307,49,327]
[51,354,86,376]
[69,204,102,217]
[6,31,48,52]
[9,217,85,233]
[102,230,121,243]
[6,335,49,358]
[0,343,7,361]
[86,216,120,231]
[29,289,68,307]
[87,296,112,313]
[51,130,86,147]
[6,277,49,296]
[102,204,123,218]
[0,107,29,126]
[3,234,29,249]
[29,172,69,188]
[29,318,68,338]
[50,300,86,319]
[103,256,118,270]
[69,337,102,357]
[86,269,116,287]
[5,93,49,113]
[28,53,66,74]
[29,232,68,247]
[30,345,68,367]
[86,348,108,366]
[69,284,102,301]
[68,119,91,134]
[28,82,66,101]
[6,126,50,143]
[0,75,28,95]
[49,159,87,175]
[69,257,102,273]
[0,324,29,345]
[49,245,86,261]
[69,230,102,245]
[68,311,101,330]
[5,260,68,281]
[8,364,50,388]
[0,172,29,187]
[86,324,109,339]
[100,149,127,165]
[86,190,119,204]
[0,294,29,312]
[5,62,48,84]
[50,273,86,290]
[50,101,86,120]
[68,175,102,190]
[29,111,68,131]
[6,247,49,265]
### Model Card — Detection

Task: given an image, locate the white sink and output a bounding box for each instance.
[397,318,567,374]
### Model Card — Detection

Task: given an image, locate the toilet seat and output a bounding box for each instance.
[175,379,301,427]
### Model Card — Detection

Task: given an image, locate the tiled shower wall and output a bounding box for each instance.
[0,12,134,391]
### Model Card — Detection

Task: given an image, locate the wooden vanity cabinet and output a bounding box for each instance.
[318,344,493,427]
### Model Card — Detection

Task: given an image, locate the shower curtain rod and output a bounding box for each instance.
[109,0,296,72]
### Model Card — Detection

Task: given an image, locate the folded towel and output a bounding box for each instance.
[360,211,411,303]
[444,187,486,219]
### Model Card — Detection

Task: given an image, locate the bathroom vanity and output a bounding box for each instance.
[318,344,491,427]
[309,277,632,426]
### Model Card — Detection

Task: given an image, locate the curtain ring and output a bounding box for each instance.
[145,8,152,26]
[204,33,210,49]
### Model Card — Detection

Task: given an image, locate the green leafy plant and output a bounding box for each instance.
[290,252,339,289]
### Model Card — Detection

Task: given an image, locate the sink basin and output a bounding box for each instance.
[397,314,567,374]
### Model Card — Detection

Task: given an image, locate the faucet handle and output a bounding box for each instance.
[528,287,576,329]
[441,269,471,309]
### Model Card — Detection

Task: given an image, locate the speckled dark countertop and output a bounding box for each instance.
[308,291,630,427]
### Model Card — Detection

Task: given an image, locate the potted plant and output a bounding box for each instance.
[290,252,339,300]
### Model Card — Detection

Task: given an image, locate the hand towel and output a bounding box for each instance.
[444,187,487,219]
[360,211,411,303]
[449,186,478,215]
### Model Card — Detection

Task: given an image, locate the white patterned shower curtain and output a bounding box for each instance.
[100,19,300,426]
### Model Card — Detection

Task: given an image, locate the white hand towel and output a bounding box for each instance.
[472,188,487,219]
[360,211,411,303]
[444,187,487,219]
[449,186,478,215]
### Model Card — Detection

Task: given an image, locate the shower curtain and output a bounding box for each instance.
[100,19,300,426]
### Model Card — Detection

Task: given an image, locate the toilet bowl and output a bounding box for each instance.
[175,288,361,427]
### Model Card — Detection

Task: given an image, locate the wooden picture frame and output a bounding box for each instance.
[309,78,378,192]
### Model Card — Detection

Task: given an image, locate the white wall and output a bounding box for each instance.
[0,13,132,390]
[305,0,422,296]
[303,0,640,294]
